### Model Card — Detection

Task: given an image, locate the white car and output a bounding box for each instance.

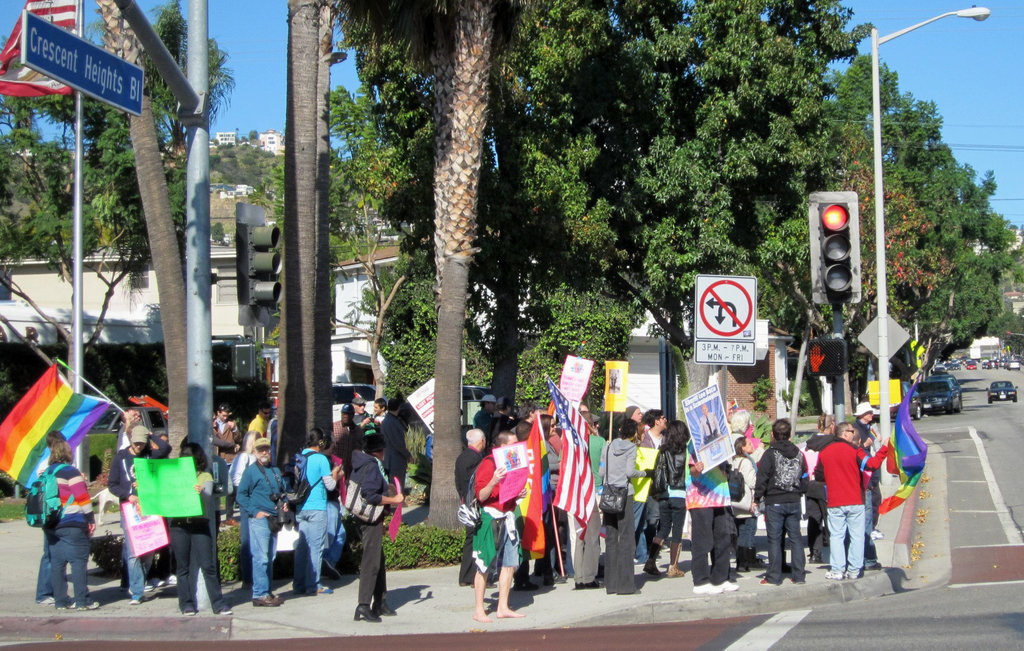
[1009,360,1021,371]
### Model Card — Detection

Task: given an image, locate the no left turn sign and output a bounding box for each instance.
[694,275,757,342]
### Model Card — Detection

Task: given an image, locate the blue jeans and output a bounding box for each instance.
[36,534,52,602]
[765,502,805,583]
[120,511,152,599]
[248,516,277,598]
[735,516,757,549]
[239,510,252,585]
[324,501,347,566]
[863,488,877,562]
[293,509,327,594]
[48,527,91,608]
[827,504,865,574]
[632,499,648,563]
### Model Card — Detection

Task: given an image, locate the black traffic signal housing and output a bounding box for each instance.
[809,191,861,305]
[236,203,281,327]
[807,337,848,377]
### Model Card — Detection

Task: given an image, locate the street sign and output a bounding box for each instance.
[20,11,143,115]
[858,316,911,361]
[694,274,758,366]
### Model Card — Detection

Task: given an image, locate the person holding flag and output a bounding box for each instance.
[574,412,605,590]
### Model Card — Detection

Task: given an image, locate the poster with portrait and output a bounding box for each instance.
[603,361,629,412]
[682,384,733,470]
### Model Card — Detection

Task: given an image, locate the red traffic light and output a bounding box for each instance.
[821,204,849,231]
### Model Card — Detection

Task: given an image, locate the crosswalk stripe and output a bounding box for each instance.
[725,609,812,650]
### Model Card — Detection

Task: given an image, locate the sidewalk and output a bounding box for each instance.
[0,443,950,642]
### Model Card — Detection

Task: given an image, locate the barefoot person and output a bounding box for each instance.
[472,431,527,622]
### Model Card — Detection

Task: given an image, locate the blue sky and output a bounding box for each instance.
[9,1,1023,226]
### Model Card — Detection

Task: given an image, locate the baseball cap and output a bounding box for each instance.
[352,395,367,405]
[480,394,496,403]
[254,437,271,449]
[130,426,151,445]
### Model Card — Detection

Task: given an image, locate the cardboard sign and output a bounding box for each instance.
[492,441,530,504]
[559,356,595,403]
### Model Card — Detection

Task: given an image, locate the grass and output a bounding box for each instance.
[0,501,25,521]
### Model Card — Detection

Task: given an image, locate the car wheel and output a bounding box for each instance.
[1015,397,1018,403]
[956,398,963,413]
[913,404,922,420]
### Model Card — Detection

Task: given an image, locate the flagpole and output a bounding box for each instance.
[55,358,123,411]
[71,0,86,473]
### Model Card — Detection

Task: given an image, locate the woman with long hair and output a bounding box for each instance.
[169,442,231,616]
[44,433,98,610]
[652,420,690,578]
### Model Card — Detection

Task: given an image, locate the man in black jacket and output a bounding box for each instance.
[380,399,412,490]
[753,419,808,585]
[455,429,486,586]
[108,426,170,604]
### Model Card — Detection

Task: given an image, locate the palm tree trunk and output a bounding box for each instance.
[313,1,335,428]
[429,0,498,529]
[97,0,189,452]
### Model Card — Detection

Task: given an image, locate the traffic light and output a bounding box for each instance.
[808,191,861,305]
[807,337,848,377]
[236,203,280,327]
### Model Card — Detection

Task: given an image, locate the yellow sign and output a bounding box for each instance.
[867,379,902,406]
[603,361,629,412]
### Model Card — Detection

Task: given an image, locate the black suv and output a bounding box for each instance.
[918,375,963,415]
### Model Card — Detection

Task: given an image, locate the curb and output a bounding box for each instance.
[891,481,920,569]
[571,569,898,629]
[0,615,232,643]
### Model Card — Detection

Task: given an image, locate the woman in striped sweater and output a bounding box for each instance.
[45,433,97,610]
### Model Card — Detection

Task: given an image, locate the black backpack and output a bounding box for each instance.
[288,450,322,510]
[727,462,745,502]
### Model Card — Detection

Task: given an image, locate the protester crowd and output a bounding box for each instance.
[31,389,892,624]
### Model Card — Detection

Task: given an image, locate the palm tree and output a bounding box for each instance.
[341,0,526,528]
[97,0,235,452]
[279,0,332,463]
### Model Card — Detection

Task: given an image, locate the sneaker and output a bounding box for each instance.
[167,575,177,586]
[129,596,142,605]
[317,586,334,595]
[36,597,55,606]
[693,583,724,595]
[844,570,863,580]
[824,570,845,581]
[870,529,885,540]
[182,610,197,616]
[57,601,100,611]
[864,560,883,571]
[216,607,233,615]
[143,583,155,593]
[720,581,740,592]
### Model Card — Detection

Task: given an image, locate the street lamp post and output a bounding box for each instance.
[870,7,990,443]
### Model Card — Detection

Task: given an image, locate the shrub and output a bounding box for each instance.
[383,522,463,569]
[217,523,242,583]
[751,376,774,413]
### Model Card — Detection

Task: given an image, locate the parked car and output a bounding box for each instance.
[331,383,380,422]
[1009,360,1021,371]
[988,381,1018,404]
[896,381,924,420]
[89,404,168,439]
[981,360,991,369]
[918,376,963,414]
[966,360,978,370]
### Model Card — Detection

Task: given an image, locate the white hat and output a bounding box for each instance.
[853,402,876,417]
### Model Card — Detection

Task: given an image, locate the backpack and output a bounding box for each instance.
[288,450,321,511]
[457,466,482,530]
[770,449,805,493]
[726,462,745,503]
[26,464,69,528]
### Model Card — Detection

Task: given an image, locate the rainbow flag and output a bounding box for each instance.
[0,364,110,485]
[518,414,550,559]
[878,380,928,514]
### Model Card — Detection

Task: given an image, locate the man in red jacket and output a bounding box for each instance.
[814,422,888,581]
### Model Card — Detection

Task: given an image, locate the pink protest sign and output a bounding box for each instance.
[559,355,594,403]
[388,477,403,542]
[492,441,530,504]
[121,502,169,557]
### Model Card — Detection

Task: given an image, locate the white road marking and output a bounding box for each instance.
[968,426,1023,544]
[950,578,1024,589]
[725,609,812,650]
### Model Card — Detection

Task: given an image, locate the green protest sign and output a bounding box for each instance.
[133,457,202,517]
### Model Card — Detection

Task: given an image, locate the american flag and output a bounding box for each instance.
[546,378,595,537]
[0,0,77,97]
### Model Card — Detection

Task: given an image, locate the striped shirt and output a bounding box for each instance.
[51,463,94,529]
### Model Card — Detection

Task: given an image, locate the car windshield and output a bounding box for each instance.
[990,382,1014,390]
[920,381,950,393]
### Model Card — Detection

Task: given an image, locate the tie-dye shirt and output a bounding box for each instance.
[684,460,731,509]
